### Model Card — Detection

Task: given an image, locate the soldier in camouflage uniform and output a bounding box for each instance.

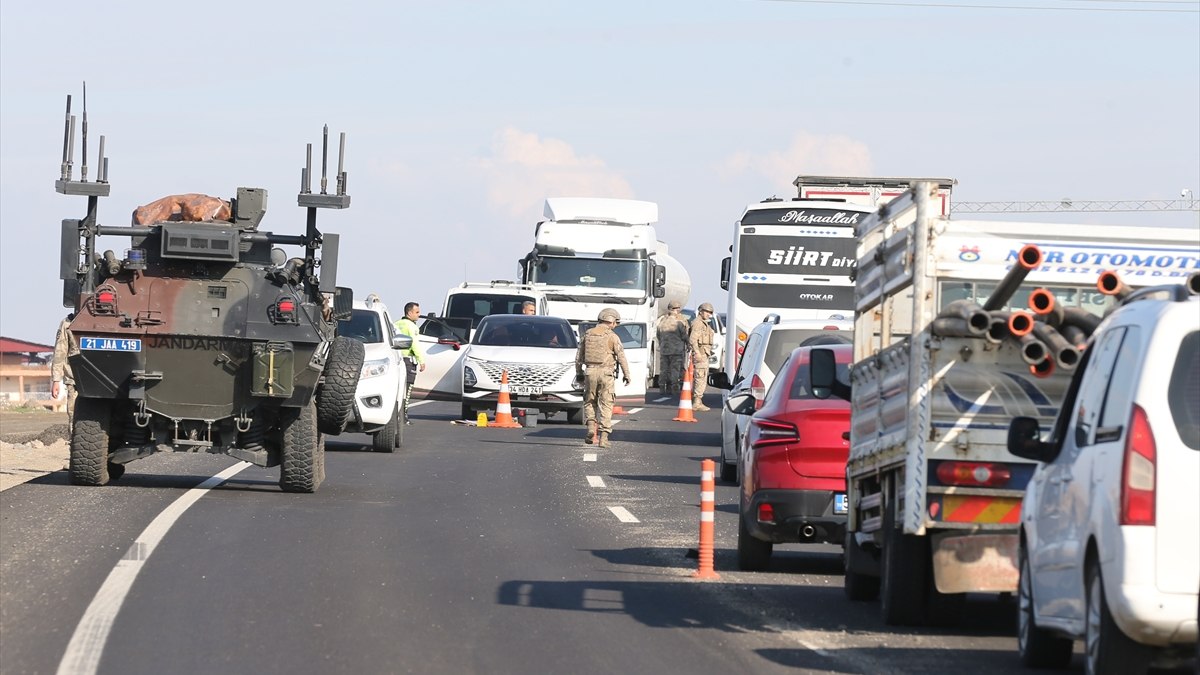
[51,313,78,429]
[575,308,631,448]
[655,300,689,395]
[689,302,716,411]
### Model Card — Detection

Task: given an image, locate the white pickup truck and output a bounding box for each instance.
[809,181,1200,627]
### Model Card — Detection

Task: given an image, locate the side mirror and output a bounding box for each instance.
[332,286,353,320]
[709,371,730,390]
[1007,416,1055,462]
[720,256,730,291]
[438,338,461,351]
[62,278,80,309]
[725,391,757,416]
[392,335,413,350]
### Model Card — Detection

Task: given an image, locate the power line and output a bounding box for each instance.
[762,0,1200,12]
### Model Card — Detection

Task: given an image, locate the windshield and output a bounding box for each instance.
[473,317,578,349]
[338,309,385,344]
[445,293,538,328]
[530,257,647,293]
[577,322,648,349]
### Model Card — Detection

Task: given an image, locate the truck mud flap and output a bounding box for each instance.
[930,531,1018,594]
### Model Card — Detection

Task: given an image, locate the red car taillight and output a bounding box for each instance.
[1120,404,1156,526]
[935,461,1012,487]
[750,373,766,410]
[757,502,776,524]
[751,417,798,448]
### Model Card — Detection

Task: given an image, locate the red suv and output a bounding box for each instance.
[725,343,853,570]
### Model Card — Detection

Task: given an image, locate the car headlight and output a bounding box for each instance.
[463,365,477,388]
[360,358,389,379]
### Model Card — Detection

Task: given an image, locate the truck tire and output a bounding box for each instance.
[1017,542,1073,668]
[372,404,400,453]
[316,336,364,435]
[737,509,772,571]
[843,532,880,601]
[880,485,928,626]
[1086,563,1152,675]
[567,407,584,425]
[69,398,112,486]
[279,400,322,493]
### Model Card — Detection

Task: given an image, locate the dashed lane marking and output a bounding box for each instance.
[587,475,606,488]
[583,453,598,462]
[608,506,640,523]
[626,407,643,414]
[652,397,671,403]
[56,462,251,675]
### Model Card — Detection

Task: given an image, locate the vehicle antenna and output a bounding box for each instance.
[97,135,107,183]
[67,114,76,181]
[336,132,346,196]
[80,81,89,182]
[60,94,72,180]
[320,124,329,195]
[302,143,313,194]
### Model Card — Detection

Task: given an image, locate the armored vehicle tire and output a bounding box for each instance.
[316,336,365,435]
[70,398,112,486]
[279,400,323,493]
[372,404,401,453]
[736,510,772,571]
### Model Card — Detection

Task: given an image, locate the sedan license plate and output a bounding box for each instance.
[80,337,142,352]
[510,385,542,396]
[834,493,848,514]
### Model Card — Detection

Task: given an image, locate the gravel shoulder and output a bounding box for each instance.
[0,411,70,492]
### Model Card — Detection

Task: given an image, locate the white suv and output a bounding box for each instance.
[1009,278,1199,674]
[336,294,411,452]
[718,314,851,483]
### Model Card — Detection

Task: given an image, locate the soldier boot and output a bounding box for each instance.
[585,421,597,445]
[598,432,610,448]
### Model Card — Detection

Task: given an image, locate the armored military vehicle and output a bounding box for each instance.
[55,89,362,493]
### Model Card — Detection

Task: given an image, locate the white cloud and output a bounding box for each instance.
[473,127,634,217]
[721,132,874,194]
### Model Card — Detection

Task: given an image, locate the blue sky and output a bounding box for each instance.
[2,0,1197,344]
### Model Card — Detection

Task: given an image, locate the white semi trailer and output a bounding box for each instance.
[518,198,690,405]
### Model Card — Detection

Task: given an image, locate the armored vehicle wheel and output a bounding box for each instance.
[279,400,323,493]
[316,336,365,435]
[70,398,113,486]
[372,404,401,453]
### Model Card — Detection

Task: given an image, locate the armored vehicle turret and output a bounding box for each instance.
[55,88,362,493]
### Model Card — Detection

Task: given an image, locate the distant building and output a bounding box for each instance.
[0,337,57,410]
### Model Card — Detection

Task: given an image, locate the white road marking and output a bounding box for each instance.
[407,400,433,407]
[56,462,251,675]
[583,453,598,462]
[586,475,606,488]
[626,407,644,414]
[608,506,640,523]
[652,397,671,403]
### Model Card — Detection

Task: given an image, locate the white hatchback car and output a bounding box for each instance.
[718,314,851,483]
[336,294,411,452]
[460,314,584,423]
[1008,279,1199,674]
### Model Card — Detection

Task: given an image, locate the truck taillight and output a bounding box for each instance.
[750,374,766,410]
[1120,404,1156,526]
[935,461,1012,487]
[751,417,798,448]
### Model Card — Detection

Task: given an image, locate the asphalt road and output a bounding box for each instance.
[1,395,1087,675]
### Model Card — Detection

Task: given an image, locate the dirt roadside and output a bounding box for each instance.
[0,411,70,492]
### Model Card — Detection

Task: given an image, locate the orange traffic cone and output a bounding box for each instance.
[491,370,522,428]
[673,361,698,423]
[612,405,628,416]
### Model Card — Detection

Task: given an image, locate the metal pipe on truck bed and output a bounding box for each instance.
[932,317,986,339]
[1017,331,1048,365]
[1059,323,1088,349]
[984,245,1043,311]
[1030,322,1080,370]
[1097,270,1131,301]
[1027,288,1064,326]
[1061,307,1102,336]
[935,300,990,335]
[1006,309,1035,337]
[1188,271,1200,296]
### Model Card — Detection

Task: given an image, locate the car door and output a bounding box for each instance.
[414,317,471,401]
[1034,326,1126,623]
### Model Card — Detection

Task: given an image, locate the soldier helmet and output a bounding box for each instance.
[668,300,682,310]
[597,308,621,323]
[698,302,715,313]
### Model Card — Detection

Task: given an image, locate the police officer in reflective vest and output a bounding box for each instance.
[575,308,631,448]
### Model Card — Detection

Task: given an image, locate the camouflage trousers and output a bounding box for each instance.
[65,384,77,434]
[660,352,686,393]
[582,370,616,434]
[692,357,710,403]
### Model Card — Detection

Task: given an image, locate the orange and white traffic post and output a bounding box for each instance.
[673,361,697,423]
[491,370,522,428]
[693,458,719,580]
